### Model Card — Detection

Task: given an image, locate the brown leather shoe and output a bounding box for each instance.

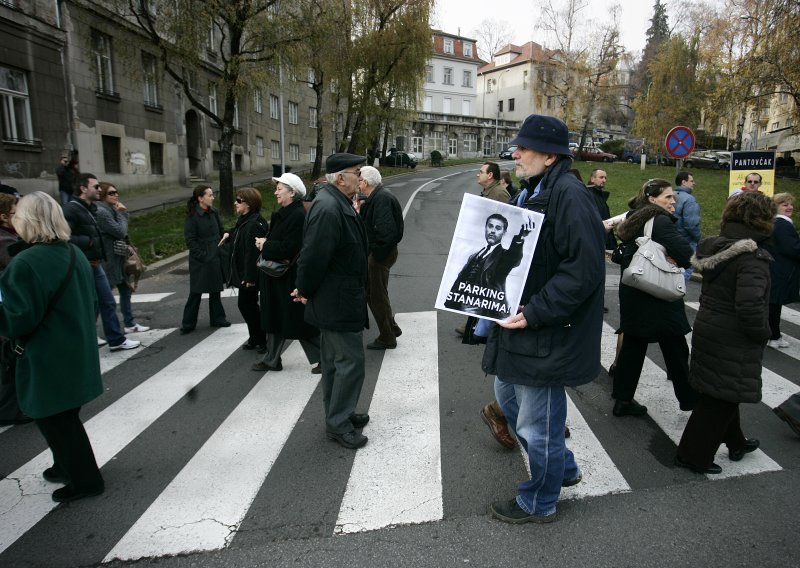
[480,402,516,449]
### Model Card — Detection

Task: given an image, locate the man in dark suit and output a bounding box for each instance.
[444,213,532,320]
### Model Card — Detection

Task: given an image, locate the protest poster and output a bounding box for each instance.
[435,193,544,323]
[729,151,776,196]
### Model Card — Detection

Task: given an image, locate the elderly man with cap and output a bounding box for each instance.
[357,165,404,350]
[484,115,605,524]
[293,153,371,449]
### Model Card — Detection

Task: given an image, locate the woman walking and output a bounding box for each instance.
[252,173,320,373]
[676,192,775,474]
[181,185,229,333]
[612,179,695,416]
[763,193,800,349]
[0,192,104,502]
[95,182,149,333]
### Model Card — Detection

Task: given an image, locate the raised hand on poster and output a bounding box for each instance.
[516,219,535,239]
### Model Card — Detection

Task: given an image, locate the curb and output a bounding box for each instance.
[141,250,188,280]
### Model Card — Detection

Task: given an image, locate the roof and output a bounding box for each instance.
[430,29,487,65]
[478,41,557,74]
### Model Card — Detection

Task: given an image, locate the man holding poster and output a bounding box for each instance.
[483,114,605,524]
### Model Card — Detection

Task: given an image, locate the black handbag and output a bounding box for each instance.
[256,257,291,278]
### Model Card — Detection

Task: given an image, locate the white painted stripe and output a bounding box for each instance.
[112,293,174,304]
[105,342,319,561]
[779,306,800,328]
[0,325,249,555]
[99,328,175,374]
[760,368,800,409]
[335,311,442,534]
[201,289,238,299]
[401,172,468,219]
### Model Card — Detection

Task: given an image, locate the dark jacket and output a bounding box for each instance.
[63,197,105,261]
[0,242,102,418]
[689,223,772,403]
[616,205,692,339]
[360,184,404,261]
[0,226,17,270]
[226,210,267,286]
[295,184,368,332]
[259,200,319,339]
[185,205,224,294]
[763,216,800,305]
[95,201,129,286]
[483,158,606,387]
[586,184,617,250]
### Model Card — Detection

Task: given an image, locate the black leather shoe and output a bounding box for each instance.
[311,364,322,374]
[52,482,104,503]
[251,360,282,372]
[42,467,69,484]
[490,498,556,524]
[242,342,257,350]
[613,399,648,417]
[367,339,397,350]
[350,413,370,428]
[327,430,368,449]
[674,455,722,474]
[0,415,33,426]
[179,327,195,335]
[729,438,760,462]
[211,321,231,328]
[562,472,582,487]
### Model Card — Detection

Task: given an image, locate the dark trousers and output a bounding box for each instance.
[237,285,265,346]
[35,407,103,491]
[319,328,365,434]
[182,292,226,330]
[0,379,25,422]
[677,393,747,469]
[768,303,782,340]
[612,333,696,409]
[367,249,401,344]
[262,334,320,368]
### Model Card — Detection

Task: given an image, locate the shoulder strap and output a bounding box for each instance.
[643,217,655,238]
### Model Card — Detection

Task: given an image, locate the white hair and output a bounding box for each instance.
[359,166,382,187]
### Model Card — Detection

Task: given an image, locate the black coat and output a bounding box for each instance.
[689,223,772,403]
[616,205,692,339]
[586,184,617,250]
[360,184,404,261]
[258,200,318,339]
[295,184,368,332]
[63,197,105,261]
[185,205,224,294]
[226,211,267,286]
[763,216,800,305]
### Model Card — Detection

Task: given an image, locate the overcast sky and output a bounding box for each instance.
[432,0,656,56]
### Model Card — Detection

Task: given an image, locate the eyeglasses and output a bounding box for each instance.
[745,180,761,184]
[107,191,118,196]
[341,170,361,177]
[235,198,244,203]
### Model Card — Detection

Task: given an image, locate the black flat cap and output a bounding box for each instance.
[326,153,366,173]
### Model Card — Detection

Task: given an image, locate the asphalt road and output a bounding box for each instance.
[1,163,798,568]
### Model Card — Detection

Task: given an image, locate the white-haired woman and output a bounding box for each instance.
[253,173,320,373]
[0,192,104,502]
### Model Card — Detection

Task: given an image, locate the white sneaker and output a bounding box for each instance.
[97,337,108,347]
[767,338,789,349]
[124,324,150,333]
[109,338,141,351]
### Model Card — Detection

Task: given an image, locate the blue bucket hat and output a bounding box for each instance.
[510,114,571,156]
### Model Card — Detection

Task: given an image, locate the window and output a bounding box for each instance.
[288,101,298,124]
[443,97,451,114]
[0,66,34,143]
[431,131,443,151]
[254,88,262,113]
[142,53,159,108]
[523,70,529,90]
[487,78,494,93]
[498,100,503,113]
[289,144,300,161]
[269,94,279,119]
[462,99,471,116]
[509,98,515,111]
[412,136,423,153]
[547,96,554,110]
[464,43,472,57]
[309,106,317,128]
[256,136,264,157]
[443,38,454,54]
[463,133,477,153]
[443,67,453,85]
[102,135,121,174]
[271,140,280,159]
[233,99,239,128]
[425,65,434,83]
[307,68,316,85]
[448,135,458,156]
[208,84,218,115]
[423,96,432,112]
[149,142,163,175]
[483,136,493,156]
[462,71,472,88]
[772,121,779,130]
[309,146,317,163]
[207,23,216,53]
[92,30,116,95]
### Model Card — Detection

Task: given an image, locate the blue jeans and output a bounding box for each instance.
[495,378,580,517]
[116,281,134,328]
[683,241,697,281]
[474,318,493,337]
[93,265,125,346]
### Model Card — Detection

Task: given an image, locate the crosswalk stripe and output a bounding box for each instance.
[201,289,238,299]
[99,328,174,374]
[335,311,442,534]
[104,341,319,561]
[773,305,800,328]
[112,293,175,304]
[760,368,800,408]
[0,325,249,555]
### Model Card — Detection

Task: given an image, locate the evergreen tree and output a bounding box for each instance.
[633,0,670,95]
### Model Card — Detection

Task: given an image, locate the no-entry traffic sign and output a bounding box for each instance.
[665,126,695,159]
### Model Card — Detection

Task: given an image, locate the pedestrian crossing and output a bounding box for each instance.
[0,303,798,565]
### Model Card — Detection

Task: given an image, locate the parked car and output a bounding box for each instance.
[499,145,517,160]
[683,151,721,169]
[710,151,731,169]
[380,150,417,169]
[572,147,616,162]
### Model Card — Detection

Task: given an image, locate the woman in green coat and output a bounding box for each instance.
[0,192,104,503]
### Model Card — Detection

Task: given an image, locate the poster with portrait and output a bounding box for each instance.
[729,151,776,196]
[435,193,544,323]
